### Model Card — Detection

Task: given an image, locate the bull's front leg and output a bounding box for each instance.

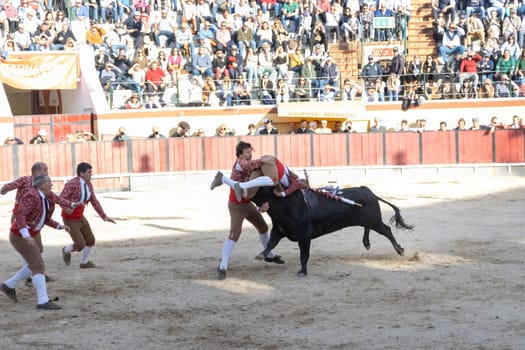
[297,237,311,277]
[261,226,284,258]
[362,227,371,250]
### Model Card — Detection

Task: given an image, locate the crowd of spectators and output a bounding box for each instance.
[0,0,525,108]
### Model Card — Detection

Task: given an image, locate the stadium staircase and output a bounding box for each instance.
[327,0,437,80]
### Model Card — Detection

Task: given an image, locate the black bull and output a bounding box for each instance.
[251,186,414,276]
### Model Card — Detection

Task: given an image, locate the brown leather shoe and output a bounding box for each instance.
[0,283,17,302]
[79,261,96,269]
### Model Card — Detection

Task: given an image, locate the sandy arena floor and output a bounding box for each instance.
[0,175,524,350]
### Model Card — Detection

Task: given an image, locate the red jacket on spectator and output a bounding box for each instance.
[460,53,481,73]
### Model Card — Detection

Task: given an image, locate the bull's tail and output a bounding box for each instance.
[374,195,414,231]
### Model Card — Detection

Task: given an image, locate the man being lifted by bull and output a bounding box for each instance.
[209,141,304,280]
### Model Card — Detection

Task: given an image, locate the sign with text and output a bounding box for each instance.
[364,44,405,61]
[0,53,79,90]
[373,17,395,29]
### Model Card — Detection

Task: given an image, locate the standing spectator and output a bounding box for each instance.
[389,47,406,82]
[30,130,48,144]
[369,117,387,132]
[438,121,448,131]
[60,163,116,269]
[112,127,130,141]
[316,120,332,133]
[148,126,165,138]
[456,118,468,130]
[258,119,278,134]
[332,121,344,133]
[295,118,314,133]
[469,117,482,129]
[507,115,523,129]
[361,55,383,87]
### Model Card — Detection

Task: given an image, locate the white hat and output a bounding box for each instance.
[38,129,47,136]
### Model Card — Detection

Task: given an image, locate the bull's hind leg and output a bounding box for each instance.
[373,223,404,256]
[362,227,371,250]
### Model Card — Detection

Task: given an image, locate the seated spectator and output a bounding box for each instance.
[465,14,485,50]
[459,51,482,87]
[193,128,206,137]
[281,0,299,32]
[53,23,76,50]
[486,0,505,22]
[457,78,478,99]
[227,45,244,80]
[319,84,338,102]
[293,77,310,101]
[494,74,512,97]
[100,62,118,91]
[386,73,401,101]
[202,76,220,106]
[432,0,456,23]
[466,0,486,20]
[176,22,195,58]
[271,19,288,50]
[374,77,386,102]
[215,21,232,52]
[245,47,259,85]
[113,127,130,141]
[144,94,165,108]
[145,60,167,99]
[125,93,143,109]
[301,55,319,97]
[30,129,48,144]
[256,21,273,48]
[247,123,257,135]
[341,78,361,101]
[170,121,191,137]
[167,47,185,83]
[275,78,290,103]
[233,75,251,105]
[273,46,289,79]
[374,2,393,41]
[479,54,495,84]
[439,23,465,64]
[332,121,344,133]
[318,56,339,92]
[212,48,229,81]
[257,42,276,81]
[500,35,521,61]
[148,126,166,139]
[495,51,516,80]
[310,20,327,52]
[198,20,217,50]
[438,78,458,99]
[85,22,106,49]
[259,73,275,104]
[133,48,149,70]
[3,136,24,145]
[95,47,111,74]
[359,3,374,42]
[236,20,256,58]
[218,76,234,106]
[479,78,495,98]
[258,118,278,134]
[13,24,32,51]
[124,10,143,49]
[192,46,213,78]
[153,9,176,48]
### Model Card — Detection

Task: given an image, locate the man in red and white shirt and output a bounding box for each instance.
[59,162,116,269]
[1,174,77,310]
[210,141,284,280]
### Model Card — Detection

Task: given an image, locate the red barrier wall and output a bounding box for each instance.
[1,130,524,184]
[13,114,92,144]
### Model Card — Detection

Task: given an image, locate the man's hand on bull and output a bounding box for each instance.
[273,189,286,198]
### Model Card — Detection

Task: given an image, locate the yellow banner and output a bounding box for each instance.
[0,53,78,90]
